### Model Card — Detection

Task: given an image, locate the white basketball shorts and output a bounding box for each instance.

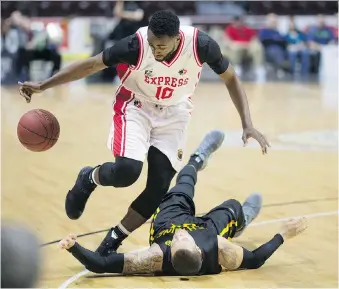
[107,86,193,172]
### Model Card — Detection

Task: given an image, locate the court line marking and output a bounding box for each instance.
[42,197,338,247]
[58,210,338,289]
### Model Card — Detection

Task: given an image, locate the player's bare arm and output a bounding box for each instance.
[59,235,163,275]
[18,53,106,102]
[221,65,270,154]
[219,66,270,154]
[197,30,270,154]
[217,217,308,271]
[123,246,163,274]
[18,34,138,103]
[217,236,244,270]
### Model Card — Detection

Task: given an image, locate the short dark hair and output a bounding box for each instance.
[172,248,202,276]
[149,10,180,37]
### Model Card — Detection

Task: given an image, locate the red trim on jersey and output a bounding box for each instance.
[115,68,131,94]
[116,63,129,79]
[112,89,134,156]
[111,68,134,156]
[162,30,185,67]
[193,28,203,67]
[131,31,144,70]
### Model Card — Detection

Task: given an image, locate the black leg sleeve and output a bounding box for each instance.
[168,165,197,200]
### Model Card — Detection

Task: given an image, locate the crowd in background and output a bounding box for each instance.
[1,1,338,84]
[215,13,338,79]
[1,11,62,82]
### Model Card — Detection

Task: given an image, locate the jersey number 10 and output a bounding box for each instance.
[155,86,174,100]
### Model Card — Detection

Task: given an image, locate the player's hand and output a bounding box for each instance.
[280,217,308,240]
[58,234,77,250]
[242,126,270,154]
[18,81,44,103]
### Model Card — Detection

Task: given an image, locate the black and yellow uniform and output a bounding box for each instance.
[67,165,285,275]
[149,165,246,275]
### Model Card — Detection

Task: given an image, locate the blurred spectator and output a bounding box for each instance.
[330,14,338,43]
[196,1,245,16]
[306,14,335,74]
[285,19,310,75]
[101,0,150,82]
[307,14,335,45]
[1,11,31,84]
[108,0,149,41]
[3,11,62,81]
[224,16,264,80]
[258,14,288,75]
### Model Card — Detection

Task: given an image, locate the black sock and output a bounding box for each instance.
[188,153,203,171]
[110,225,128,242]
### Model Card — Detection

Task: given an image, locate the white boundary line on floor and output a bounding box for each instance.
[58,210,338,289]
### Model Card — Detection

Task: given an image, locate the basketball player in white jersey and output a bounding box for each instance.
[19,11,270,257]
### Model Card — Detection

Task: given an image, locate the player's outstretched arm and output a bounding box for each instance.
[217,217,307,270]
[38,53,107,89]
[18,53,107,103]
[59,234,163,275]
[196,30,270,154]
[19,34,139,103]
[220,64,270,154]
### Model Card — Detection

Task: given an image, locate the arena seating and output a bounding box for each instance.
[3,1,336,18]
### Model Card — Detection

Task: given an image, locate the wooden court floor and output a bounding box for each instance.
[1,81,338,288]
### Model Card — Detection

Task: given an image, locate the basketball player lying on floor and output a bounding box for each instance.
[59,131,307,276]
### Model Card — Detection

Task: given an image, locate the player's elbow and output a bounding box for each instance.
[84,257,110,274]
[219,65,238,87]
[239,250,266,270]
[85,263,106,274]
[240,256,265,270]
[248,258,265,269]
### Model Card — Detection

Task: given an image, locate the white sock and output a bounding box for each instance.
[91,168,100,185]
[110,223,131,239]
[117,223,131,235]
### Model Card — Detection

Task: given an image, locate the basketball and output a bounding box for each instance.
[17,109,60,152]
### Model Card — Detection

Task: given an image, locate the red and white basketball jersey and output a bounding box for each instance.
[120,25,203,106]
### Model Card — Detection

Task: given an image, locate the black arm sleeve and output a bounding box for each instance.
[102,34,140,67]
[196,30,230,75]
[67,243,124,274]
[239,234,284,269]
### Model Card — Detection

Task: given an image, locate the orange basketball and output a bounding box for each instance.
[17,109,60,152]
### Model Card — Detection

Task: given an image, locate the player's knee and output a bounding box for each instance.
[147,146,176,191]
[130,189,164,219]
[227,199,241,207]
[224,199,242,212]
[98,157,143,187]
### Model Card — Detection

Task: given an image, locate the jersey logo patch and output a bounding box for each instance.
[179,69,187,75]
[177,149,183,160]
[134,100,142,108]
[145,69,153,77]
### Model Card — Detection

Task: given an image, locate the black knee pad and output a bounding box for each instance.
[131,146,176,219]
[98,157,143,187]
